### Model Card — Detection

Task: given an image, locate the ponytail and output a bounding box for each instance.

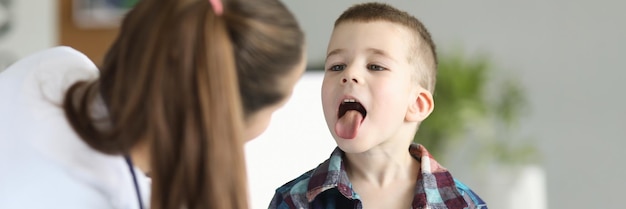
[150,3,248,209]
[64,1,249,209]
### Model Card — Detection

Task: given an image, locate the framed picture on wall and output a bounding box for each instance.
[72,0,138,29]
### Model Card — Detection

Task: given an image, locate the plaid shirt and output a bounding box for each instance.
[269,144,487,209]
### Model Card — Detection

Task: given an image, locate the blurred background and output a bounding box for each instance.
[1,0,624,209]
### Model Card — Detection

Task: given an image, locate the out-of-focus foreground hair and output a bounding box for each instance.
[62,0,305,208]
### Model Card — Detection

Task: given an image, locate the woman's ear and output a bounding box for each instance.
[405,89,434,122]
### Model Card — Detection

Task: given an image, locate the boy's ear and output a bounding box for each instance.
[406,89,434,122]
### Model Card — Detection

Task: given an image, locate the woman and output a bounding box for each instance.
[0,0,305,208]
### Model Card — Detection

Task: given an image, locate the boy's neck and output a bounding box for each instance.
[344,141,420,187]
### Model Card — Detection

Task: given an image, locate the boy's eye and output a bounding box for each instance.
[329,64,346,71]
[367,64,385,71]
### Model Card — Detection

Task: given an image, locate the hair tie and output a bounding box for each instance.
[209,0,223,15]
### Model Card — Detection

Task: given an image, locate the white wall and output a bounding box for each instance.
[246,73,337,209]
[246,0,626,209]
[0,0,57,71]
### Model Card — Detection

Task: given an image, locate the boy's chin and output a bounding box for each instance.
[334,138,372,154]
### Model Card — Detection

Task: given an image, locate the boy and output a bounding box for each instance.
[269,2,487,209]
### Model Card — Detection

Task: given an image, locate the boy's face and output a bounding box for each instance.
[322,21,425,153]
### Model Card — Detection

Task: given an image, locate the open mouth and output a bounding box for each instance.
[338,99,367,119]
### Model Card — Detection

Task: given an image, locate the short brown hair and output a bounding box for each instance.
[335,2,437,92]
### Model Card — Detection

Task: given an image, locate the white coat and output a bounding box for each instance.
[0,47,151,209]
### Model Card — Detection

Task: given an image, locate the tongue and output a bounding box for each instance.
[335,110,363,139]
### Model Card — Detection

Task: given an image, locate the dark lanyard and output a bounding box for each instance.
[124,155,145,209]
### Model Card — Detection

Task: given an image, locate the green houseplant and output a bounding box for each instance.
[413,51,538,166]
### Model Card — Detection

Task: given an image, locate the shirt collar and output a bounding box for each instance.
[305,143,468,209]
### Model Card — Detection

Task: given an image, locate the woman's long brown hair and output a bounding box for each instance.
[62,0,304,209]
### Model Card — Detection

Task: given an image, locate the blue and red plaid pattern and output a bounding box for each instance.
[269,143,487,209]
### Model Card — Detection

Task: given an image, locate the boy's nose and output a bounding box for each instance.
[341,67,361,84]
[340,65,362,85]
[341,78,359,84]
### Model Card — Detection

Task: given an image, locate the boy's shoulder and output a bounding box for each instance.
[269,163,321,209]
[273,150,340,198]
[274,167,317,196]
[454,178,488,209]
[270,148,347,209]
